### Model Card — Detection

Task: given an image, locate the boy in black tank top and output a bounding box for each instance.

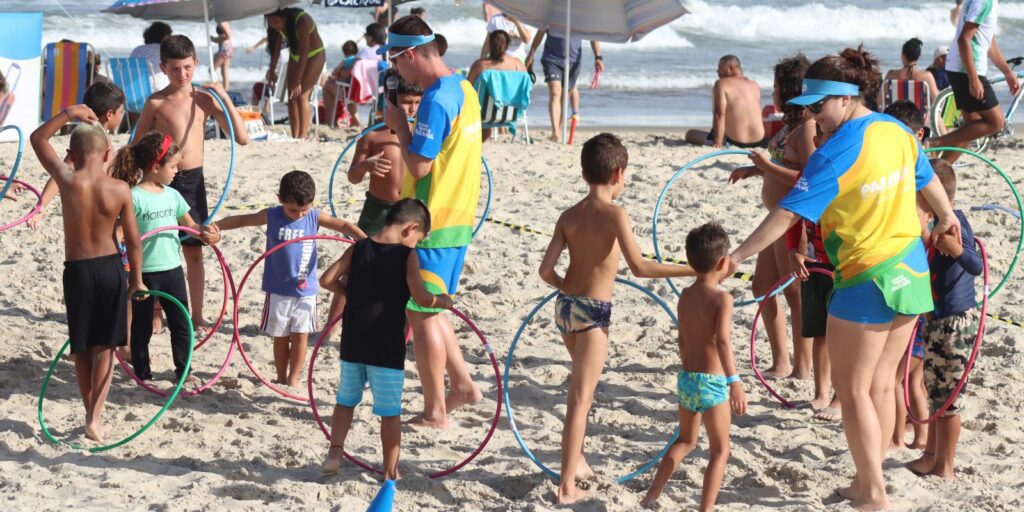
[318,198,452,482]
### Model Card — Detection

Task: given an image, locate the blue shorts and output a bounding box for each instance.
[677,371,729,414]
[407,246,468,313]
[829,242,931,324]
[336,361,404,417]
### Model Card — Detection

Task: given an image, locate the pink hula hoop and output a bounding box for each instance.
[749,267,834,409]
[903,237,989,425]
[307,307,502,478]
[0,177,42,232]
[115,225,238,397]
[233,235,353,402]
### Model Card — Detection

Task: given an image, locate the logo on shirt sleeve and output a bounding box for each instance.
[415,122,435,140]
[794,176,810,192]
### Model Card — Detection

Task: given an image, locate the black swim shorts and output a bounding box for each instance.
[541,58,582,91]
[63,253,128,354]
[169,166,209,247]
[947,71,1000,114]
[800,263,834,339]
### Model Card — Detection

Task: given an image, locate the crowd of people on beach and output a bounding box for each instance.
[5,0,1014,510]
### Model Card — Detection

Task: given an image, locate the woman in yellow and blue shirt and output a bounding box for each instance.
[728,48,961,511]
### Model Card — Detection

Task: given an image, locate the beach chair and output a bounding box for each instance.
[256,50,289,126]
[0,62,21,125]
[881,79,932,116]
[42,41,95,122]
[108,57,153,131]
[473,69,532,143]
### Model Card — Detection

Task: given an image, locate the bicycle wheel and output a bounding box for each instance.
[931,87,991,154]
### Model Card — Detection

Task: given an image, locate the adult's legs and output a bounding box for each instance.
[772,239,810,379]
[827,315,892,510]
[546,80,563,142]
[557,328,607,504]
[295,53,326,139]
[323,79,339,128]
[182,245,207,330]
[752,246,791,377]
[871,315,917,461]
[408,310,480,428]
[685,129,710,145]
[932,107,1004,163]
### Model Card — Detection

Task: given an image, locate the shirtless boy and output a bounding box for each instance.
[538,133,695,504]
[30,105,145,442]
[324,69,422,338]
[686,55,765,148]
[641,223,747,511]
[134,35,249,332]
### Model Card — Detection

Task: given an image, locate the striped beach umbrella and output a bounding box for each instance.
[485,0,688,141]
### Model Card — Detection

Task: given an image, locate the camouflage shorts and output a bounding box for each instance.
[922,309,980,415]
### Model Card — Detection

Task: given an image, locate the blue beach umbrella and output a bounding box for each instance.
[103,0,299,80]
[485,0,688,142]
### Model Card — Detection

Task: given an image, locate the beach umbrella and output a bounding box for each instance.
[484,0,688,142]
[103,0,300,80]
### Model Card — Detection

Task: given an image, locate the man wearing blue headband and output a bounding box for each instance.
[685,55,765,149]
[381,15,484,429]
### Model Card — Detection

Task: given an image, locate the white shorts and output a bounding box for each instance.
[260,293,317,337]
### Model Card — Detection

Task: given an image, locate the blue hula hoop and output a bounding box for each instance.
[0,125,24,204]
[326,122,492,239]
[651,149,793,306]
[503,277,680,484]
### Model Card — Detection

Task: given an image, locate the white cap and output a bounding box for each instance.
[934,46,950,59]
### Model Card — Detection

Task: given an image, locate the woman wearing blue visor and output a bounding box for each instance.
[727,47,961,511]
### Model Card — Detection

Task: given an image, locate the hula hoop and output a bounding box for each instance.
[0,177,42,232]
[903,237,989,425]
[307,307,502,478]
[749,267,833,408]
[114,225,237,397]
[0,125,24,203]
[924,147,1022,301]
[233,235,354,401]
[326,121,492,239]
[504,277,681,484]
[38,290,194,452]
[175,87,236,242]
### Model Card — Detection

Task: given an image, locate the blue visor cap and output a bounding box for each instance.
[376,33,436,55]
[788,79,860,106]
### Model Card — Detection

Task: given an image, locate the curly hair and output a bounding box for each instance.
[805,45,882,107]
[278,170,316,205]
[774,54,811,127]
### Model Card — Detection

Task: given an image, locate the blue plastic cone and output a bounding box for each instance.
[366,479,396,512]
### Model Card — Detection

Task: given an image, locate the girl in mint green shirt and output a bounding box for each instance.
[112,131,218,382]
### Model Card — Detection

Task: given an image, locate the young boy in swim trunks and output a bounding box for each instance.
[29,105,145,442]
[907,159,982,479]
[210,171,365,388]
[134,34,250,335]
[537,133,695,504]
[321,70,423,339]
[319,198,451,480]
[641,223,747,510]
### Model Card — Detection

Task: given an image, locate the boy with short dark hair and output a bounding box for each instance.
[319,198,451,482]
[885,99,926,141]
[537,133,694,504]
[642,222,747,510]
[30,105,145,442]
[134,34,250,335]
[210,171,365,388]
[30,81,128,229]
[907,159,983,479]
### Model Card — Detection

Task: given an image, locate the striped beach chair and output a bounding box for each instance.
[42,41,94,121]
[108,57,153,130]
[881,79,932,116]
[474,69,532,142]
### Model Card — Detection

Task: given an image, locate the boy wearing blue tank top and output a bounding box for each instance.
[318,198,452,481]
[210,171,365,387]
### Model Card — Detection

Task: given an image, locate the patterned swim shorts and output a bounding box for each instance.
[554,293,612,334]
[922,309,980,415]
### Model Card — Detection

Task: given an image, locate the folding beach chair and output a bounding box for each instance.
[108,57,153,131]
[42,41,95,121]
[881,79,932,116]
[473,69,532,143]
[256,50,289,126]
[0,62,21,125]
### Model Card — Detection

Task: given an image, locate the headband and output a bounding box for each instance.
[156,135,173,162]
[787,79,860,106]
[376,33,436,55]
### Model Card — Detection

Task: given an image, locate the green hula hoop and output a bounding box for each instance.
[925,147,1023,300]
[38,290,194,452]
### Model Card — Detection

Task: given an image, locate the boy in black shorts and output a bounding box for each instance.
[930,0,1020,163]
[319,198,451,482]
[30,105,145,442]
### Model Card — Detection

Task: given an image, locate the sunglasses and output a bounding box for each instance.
[806,96,838,114]
[388,47,412,64]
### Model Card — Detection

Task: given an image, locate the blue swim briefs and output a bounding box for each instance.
[677,371,729,414]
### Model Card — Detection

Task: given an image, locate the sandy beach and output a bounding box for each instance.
[1,127,1022,511]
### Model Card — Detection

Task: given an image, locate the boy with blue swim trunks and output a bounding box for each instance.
[318,199,452,480]
[642,223,747,510]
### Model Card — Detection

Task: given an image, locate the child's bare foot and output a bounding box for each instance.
[556,484,592,504]
[322,445,344,474]
[835,485,860,501]
[906,454,935,476]
[810,396,831,410]
[445,383,483,414]
[813,405,842,422]
[764,364,793,378]
[84,421,107,442]
[788,366,812,380]
[574,457,595,482]
[192,319,213,339]
[407,413,448,430]
[640,496,660,509]
[908,439,927,450]
[152,314,165,334]
[888,441,905,452]
[851,497,892,511]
